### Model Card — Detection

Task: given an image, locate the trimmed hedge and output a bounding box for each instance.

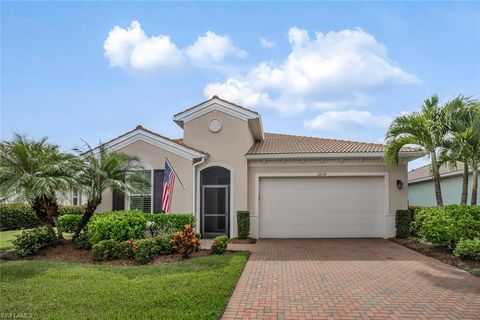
[395,209,412,239]
[0,204,85,231]
[237,211,250,239]
[59,214,83,233]
[0,204,41,230]
[91,238,160,263]
[88,210,148,244]
[144,213,195,233]
[454,238,480,261]
[414,205,480,247]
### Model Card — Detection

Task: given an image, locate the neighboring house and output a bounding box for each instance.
[408,163,478,206]
[1,189,87,206]
[94,96,421,239]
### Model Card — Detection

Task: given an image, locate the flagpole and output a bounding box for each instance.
[165,157,186,190]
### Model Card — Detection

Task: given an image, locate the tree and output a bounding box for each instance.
[385,95,450,206]
[466,102,480,205]
[440,96,479,204]
[0,134,77,238]
[73,143,148,238]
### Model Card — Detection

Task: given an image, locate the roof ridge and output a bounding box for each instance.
[174,96,259,118]
[265,132,385,146]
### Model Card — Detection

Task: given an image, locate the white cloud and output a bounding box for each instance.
[104,21,183,70]
[104,22,246,70]
[259,37,276,48]
[186,31,247,64]
[304,110,392,131]
[204,27,419,115]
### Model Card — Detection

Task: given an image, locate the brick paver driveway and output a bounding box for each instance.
[222,239,480,320]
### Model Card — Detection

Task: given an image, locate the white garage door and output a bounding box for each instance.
[259,176,385,238]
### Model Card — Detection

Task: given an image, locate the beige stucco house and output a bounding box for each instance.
[95,96,421,239]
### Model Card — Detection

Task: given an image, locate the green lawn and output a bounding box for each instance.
[0,252,248,320]
[0,230,73,250]
[0,230,23,250]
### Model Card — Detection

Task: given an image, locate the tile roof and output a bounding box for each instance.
[408,162,464,182]
[248,133,419,155]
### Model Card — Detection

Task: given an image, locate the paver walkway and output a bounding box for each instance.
[219,239,480,320]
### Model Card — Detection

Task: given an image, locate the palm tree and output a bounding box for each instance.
[466,102,480,205]
[73,143,148,238]
[385,95,450,206]
[440,96,478,204]
[0,134,78,238]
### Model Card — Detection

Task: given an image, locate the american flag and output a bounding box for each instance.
[162,161,176,213]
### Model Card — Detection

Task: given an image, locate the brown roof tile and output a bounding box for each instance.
[408,162,464,182]
[248,132,419,155]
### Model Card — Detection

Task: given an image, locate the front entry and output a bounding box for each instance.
[200,166,230,238]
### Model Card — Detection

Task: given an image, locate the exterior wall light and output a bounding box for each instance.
[396,180,404,190]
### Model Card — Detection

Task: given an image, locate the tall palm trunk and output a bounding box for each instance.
[431,151,443,206]
[461,162,469,205]
[472,166,478,206]
[73,200,99,238]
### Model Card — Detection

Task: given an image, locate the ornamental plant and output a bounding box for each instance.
[171,224,200,258]
[211,235,229,255]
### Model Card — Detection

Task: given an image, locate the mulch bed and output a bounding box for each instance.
[229,237,257,244]
[26,239,212,266]
[391,238,480,276]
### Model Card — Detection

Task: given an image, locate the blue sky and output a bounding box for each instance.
[2,2,479,169]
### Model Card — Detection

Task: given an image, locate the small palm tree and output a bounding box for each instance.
[73,143,148,238]
[385,95,450,206]
[0,134,77,238]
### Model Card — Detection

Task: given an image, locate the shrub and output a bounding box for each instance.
[91,239,119,261]
[237,211,250,239]
[12,227,56,257]
[73,232,91,250]
[144,213,196,234]
[0,204,41,230]
[211,235,229,255]
[454,239,480,261]
[92,238,159,263]
[58,205,85,216]
[171,225,200,258]
[395,209,412,239]
[414,205,480,247]
[0,204,85,231]
[155,233,173,252]
[88,210,148,244]
[133,239,159,264]
[118,239,138,259]
[59,214,83,233]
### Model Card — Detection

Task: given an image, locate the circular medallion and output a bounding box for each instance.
[208,119,222,133]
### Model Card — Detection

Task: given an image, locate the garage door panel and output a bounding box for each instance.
[259,176,385,238]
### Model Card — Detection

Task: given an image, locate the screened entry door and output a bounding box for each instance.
[201,185,229,238]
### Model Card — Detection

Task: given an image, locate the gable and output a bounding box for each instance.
[99,126,205,160]
[173,96,264,141]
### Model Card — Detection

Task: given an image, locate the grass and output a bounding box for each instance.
[0,230,23,250]
[0,230,73,250]
[0,252,248,319]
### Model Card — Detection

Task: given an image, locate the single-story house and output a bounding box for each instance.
[95,96,421,239]
[408,163,478,206]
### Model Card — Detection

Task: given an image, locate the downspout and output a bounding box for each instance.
[192,155,207,231]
